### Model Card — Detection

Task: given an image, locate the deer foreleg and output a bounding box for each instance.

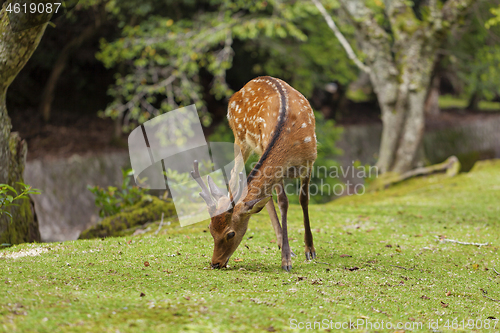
[276,181,292,272]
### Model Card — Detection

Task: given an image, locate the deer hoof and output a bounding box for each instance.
[305,249,316,261]
[281,255,292,272]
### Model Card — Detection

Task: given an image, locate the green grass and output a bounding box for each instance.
[1,160,500,332]
[438,95,500,111]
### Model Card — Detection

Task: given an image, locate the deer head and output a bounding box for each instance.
[191,160,270,268]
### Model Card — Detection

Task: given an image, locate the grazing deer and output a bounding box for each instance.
[191,76,317,271]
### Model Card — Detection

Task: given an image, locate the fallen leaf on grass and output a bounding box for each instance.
[346,267,359,271]
[234,258,243,262]
[441,301,448,308]
[144,261,150,267]
[421,295,430,300]
[340,254,352,258]
[446,291,452,296]
[140,292,145,297]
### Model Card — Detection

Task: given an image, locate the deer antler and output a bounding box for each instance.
[207,176,226,201]
[190,160,216,208]
[230,172,246,205]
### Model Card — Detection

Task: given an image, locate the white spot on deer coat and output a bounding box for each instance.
[304,136,312,143]
[301,123,307,128]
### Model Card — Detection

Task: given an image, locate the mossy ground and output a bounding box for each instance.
[1,161,500,332]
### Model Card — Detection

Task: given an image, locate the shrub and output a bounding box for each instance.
[88,168,148,218]
[0,182,41,222]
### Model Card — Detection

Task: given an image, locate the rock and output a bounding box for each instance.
[78,196,176,239]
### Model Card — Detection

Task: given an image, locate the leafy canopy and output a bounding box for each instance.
[96,0,355,129]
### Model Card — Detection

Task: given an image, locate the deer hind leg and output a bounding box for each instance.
[276,181,292,272]
[300,174,316,260]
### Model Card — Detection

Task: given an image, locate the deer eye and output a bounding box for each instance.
[227,231,235,240]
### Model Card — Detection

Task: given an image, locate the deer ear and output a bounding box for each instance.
[243,196,271,215]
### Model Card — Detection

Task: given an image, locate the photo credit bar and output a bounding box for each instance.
[289,318,424,330]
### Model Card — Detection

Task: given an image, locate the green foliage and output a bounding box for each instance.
[247,0,357,96]
[0,183,40,223]
[460,45,500,101]
[485,5,500,28]
[444,2,500,103]
[96,0,355,130]
[88,168,148,218]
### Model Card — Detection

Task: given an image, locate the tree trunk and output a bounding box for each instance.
[339,0,475,174]
[425,75,440,116]
[467,90,481,111]
[40,22,101,122]
[0,130,41,244]
[0,1,53,244]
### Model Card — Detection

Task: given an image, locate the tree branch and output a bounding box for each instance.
[311,0,370,73]
[442,0,478,24]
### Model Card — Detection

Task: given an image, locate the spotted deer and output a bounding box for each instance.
[191,76,317,271]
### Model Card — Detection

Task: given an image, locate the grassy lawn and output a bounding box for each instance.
[1,160,500,332]
[438,95,500,111]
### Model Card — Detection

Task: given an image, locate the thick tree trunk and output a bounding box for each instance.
[0,1,52,244]
[339,0,475,174]
[375,77,429,174]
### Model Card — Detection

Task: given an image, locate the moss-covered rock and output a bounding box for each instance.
[79,196,176,239]
[470,158,500,172]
